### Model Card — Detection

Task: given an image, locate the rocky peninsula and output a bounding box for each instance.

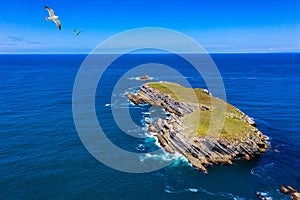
[126,82,269,173]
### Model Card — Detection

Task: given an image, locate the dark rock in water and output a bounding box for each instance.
[288,186,297,193]
[256,192,263,199]
[256,192,268,200]
[292,192,300,200]
[280,185,290,194]
[126,93,141,105]
[127,82,269,173]
[280,185,300,200]
[147,121,159,132]
[155,134,175,154]
[274,147,280,153]
[139,75,153,81]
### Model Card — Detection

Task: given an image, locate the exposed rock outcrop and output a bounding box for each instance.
[256,192,269,200]
[281,186,291,194]
[139,75,153,81]
[292,193,300,200]
[126,83,269,172]
[280,185,300,200]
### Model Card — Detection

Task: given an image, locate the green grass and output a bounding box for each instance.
[146,82,255,140]
[184,110,254,140]
[147,82,201,103]
[147,82,243,116]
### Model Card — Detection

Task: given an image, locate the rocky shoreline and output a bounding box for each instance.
[280,186,300,200]
[127,82,269,173]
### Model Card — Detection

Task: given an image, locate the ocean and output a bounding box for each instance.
[0,53,299,199]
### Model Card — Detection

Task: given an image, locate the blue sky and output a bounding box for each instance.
[0,0,299,53]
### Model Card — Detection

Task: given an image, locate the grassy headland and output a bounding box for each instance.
[146,82,256,140]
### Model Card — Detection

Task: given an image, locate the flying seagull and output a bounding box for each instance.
[74,29,82,36]
[76,31,82,36]
[45,6,61,30]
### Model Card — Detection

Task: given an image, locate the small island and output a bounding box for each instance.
[127,82,269,173]
[139,75,153,81]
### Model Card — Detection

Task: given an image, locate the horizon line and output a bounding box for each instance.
[0,51,300,55]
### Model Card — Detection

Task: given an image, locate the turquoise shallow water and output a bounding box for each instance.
[0,54,299,199]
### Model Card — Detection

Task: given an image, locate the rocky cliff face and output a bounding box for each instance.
[127,83,269,173]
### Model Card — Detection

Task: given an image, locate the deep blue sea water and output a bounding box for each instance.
[0,53,299,199]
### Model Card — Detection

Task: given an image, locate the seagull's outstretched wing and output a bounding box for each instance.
[45,6,55,17]
[53,19,61,30]
[76,31,82,36]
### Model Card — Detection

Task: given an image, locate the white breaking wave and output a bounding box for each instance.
[256,192,273,200]
[188,188,198,193]
[142,112,151,115]
[128,76,154,81]
[135,143,146,152]
[251,162,274,182]
[140,151,185,163]
[164,185,249,199]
